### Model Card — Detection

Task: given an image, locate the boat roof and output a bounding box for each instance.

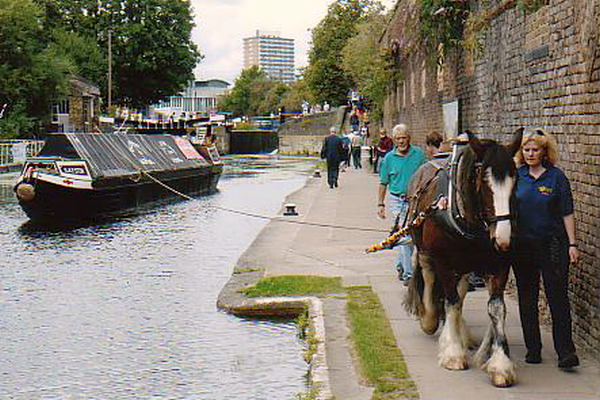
[37,133,209,179]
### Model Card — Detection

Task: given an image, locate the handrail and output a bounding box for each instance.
[0,140,45,168]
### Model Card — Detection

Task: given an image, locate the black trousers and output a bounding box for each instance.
[326,161,340,188]
[351,146,361,168]
[513,236,576,359]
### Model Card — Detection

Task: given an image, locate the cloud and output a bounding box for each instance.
[190,0,395,83]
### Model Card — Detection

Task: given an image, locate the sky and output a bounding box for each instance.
[190,0,396,85]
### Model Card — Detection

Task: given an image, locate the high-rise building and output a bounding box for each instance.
[243,30,295,84]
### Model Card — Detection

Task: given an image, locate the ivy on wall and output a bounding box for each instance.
[419,0,471,61]
[418,0,546,62]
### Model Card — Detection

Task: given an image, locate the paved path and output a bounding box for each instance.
[233,161,600,400]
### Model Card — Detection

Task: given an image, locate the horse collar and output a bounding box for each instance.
[442,144,487,240]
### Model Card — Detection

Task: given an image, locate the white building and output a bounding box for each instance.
[151,79,230,119]
[243,30,295,84]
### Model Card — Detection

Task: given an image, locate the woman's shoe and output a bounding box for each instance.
[558,353,579,369]
[525,351,542,364]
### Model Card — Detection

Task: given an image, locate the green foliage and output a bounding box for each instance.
[242,275,344,298]
[346,286,419,399]
[38,0,202,109]
[342,12,391,124]
[50,29,108,95]
[304,0,384,106]
[219,66,293,117]
[517,0,546,13]
[219,66,269,116]
[0,0,72,138]
[420,0,471,60]
[280,78,313,112]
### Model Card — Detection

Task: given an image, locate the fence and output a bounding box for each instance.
[0,140,45,170]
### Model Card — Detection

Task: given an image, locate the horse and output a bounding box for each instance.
[403,130,522,387]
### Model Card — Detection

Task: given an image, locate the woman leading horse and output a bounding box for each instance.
[403,130,522,387]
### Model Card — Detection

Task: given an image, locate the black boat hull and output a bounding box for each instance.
[17,165,222,222]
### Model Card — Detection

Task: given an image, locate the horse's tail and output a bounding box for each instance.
[403,254,425,317]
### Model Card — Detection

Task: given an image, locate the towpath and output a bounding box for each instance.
[227,162,600,400]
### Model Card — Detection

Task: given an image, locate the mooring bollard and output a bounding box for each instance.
[283,203,298,216]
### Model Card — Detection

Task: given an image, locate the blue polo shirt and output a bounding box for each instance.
[379,146,425,196]
[515,165,573,240]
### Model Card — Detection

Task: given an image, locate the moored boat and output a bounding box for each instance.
[14,132,223,222]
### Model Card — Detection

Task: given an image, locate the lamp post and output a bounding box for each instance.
[108,29,112,110]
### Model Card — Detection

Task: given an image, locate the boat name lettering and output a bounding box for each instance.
[61,166,87,175]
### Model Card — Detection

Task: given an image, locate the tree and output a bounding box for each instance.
[342,13,392,123]
[218,67,280,117]
[304,0,384,106]
[50,29,108,98]
[258,83,290,116]
[0,0,73,138]
[37,0,202,109]
[279,79,313,112]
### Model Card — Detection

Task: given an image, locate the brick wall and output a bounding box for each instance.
[383,0,600,358]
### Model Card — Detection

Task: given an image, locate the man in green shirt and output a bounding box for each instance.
[377,124,426,283]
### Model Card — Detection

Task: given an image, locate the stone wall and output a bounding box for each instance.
[383,0,600,358]
[277,109,345,155]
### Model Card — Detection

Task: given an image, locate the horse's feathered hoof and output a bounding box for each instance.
[490,372,516,388]
[441,357,469,370]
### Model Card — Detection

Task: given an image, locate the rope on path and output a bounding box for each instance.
[141,169,390,233]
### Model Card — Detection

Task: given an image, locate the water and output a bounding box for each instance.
[0,157,314,400]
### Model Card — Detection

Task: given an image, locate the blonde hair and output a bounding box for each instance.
[514,129,559,166]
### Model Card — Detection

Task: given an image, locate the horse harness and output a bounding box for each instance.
[405,141,512,242]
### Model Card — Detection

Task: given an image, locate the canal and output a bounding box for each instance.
[0,157,314,399]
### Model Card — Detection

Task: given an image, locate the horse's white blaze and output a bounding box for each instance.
[486,169,515,249]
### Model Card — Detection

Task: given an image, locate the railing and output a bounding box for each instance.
[0,140,45,169]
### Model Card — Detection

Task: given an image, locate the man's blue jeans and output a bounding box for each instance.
[390,195,413,280]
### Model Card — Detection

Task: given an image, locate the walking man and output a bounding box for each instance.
[377,124,425,283]
[351,131,363,169]
[320,126,344,189]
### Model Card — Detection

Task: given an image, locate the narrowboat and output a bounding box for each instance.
[14,132,223,222]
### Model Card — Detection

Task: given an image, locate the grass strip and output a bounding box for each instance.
[242,276,419,400]
[242,275,344,298]
[346,286,419,400]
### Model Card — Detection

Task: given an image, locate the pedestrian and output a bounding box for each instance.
[349,110,359,133]
[351,131,363,169]
[320,126,345,189]
[513,129,580,369]
[424,131,444,159]
[341,131,352,170]
[374,129,393,174]
[377,124,426,283]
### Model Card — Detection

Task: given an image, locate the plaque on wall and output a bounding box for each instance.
[443,100,459,139]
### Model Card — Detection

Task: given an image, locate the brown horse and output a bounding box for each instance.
[404,130,522,387]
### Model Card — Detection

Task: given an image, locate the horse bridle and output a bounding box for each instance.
[473,162,514,227]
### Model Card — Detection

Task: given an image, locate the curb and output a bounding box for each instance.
[217,269,333,400]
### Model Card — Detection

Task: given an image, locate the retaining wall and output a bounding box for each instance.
[277,108,346,155]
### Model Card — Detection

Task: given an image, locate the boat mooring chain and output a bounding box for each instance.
[140,169,390,233]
